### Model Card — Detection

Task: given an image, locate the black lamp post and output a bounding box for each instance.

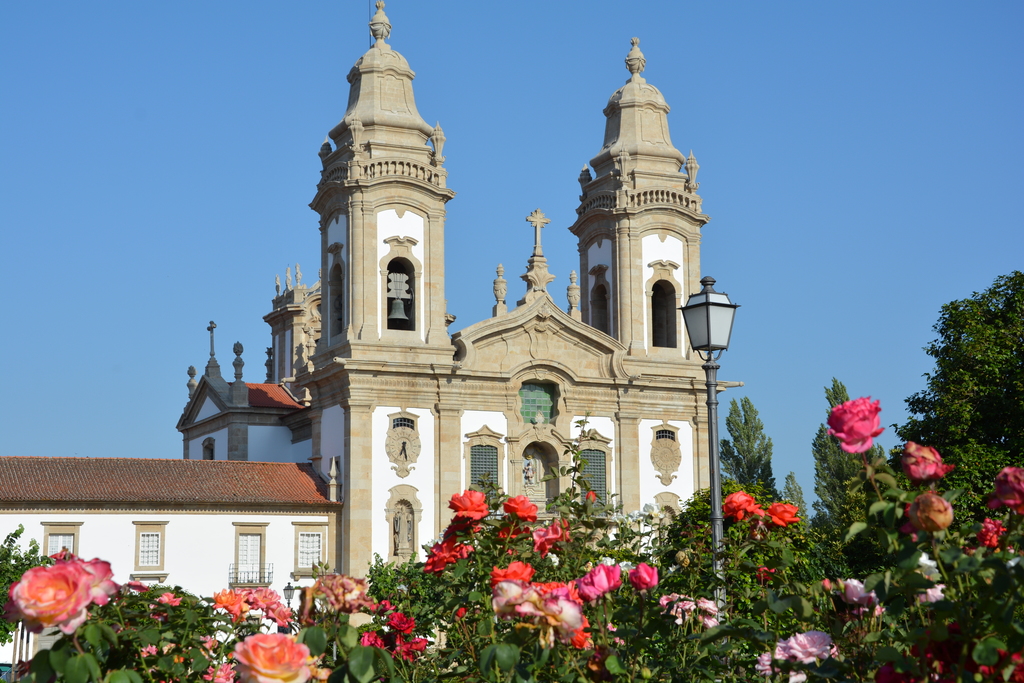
[282,582,295,608]
[680,276,739,606]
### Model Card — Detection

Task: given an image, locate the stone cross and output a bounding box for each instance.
[207,321,217,358]
[526,209,550,257]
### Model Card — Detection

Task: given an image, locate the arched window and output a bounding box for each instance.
[470,444,499,489]
[651,280,677,348]
[580,449,606,503]
[655,429,675,442]
[386,259,414,331]
[519,383,557,424]
[590,284,610,335]
[202,437,215,461]
[329,264,344,339]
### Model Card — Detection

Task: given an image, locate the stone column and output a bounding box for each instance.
[348,198,365,340]
[615,412,641,511]
[435,402,464,532]
[341,405,373,577]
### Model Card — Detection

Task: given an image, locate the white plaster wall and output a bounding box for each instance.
[321,405,346,480]
[284,329,293,378]
[248,425,299,463]
[188,427,228,460]
[572,416,617,497]
[638,419,694,509]
[0,511,330,631]
[376,209,426,342]
[641,234,685,353]
[371,406,435,562]
[196,396,220,422]
[290,438,312,464]
[586,239,614,336]
[459,411,508,491]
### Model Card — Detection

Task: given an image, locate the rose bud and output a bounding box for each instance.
[901,442,954,486]
[908,492,954,532]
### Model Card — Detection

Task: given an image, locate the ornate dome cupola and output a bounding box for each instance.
[326,1,435,159]
[590,38,686,178]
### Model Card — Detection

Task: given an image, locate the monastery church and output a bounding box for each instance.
[0,2,733,625]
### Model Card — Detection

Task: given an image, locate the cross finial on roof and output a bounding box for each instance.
[526,209,550,257]
[207,321,217,358]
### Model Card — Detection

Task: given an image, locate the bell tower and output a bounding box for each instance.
[570,38,709,359]
[310,1,455,361]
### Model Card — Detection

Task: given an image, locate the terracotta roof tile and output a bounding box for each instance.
[0,458,336,506]
[245,383,304,409]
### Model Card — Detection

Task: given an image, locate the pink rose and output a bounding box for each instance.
[628,563,659,592]
[839,579,878,607]
[576,564,621,603]
[203,662,236,683]
[359,631,385,648]
[827,397,884,453]
[917,584,945,604]
[532,519,569,558]
[233,633,311,683]
[908,492,954,532]
[783,630,835,664]
[157,592,182,606]
[492,580,537,618]
[5,562,94,634]
[988,466,1024,514]
[901,442,955,486]
[696,597,718,615]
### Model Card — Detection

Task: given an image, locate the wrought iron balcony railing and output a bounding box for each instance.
[228,563,273,585]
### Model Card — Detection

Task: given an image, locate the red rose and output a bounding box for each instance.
[360,631,385,648]
[977,518,1007,548]
[908,492,954,532]
[722,491,764,522]
[585,490,597,503]
[423,537,473,574]
[503,495,538,522]
[627,563,659,592]
[764,502,800,528]
[756,566,776,584]
[988,466,1024,514]
[491,561,536,588]
[901,442,955,486]
[532,519,569,558]
[827,397,884,453]
[387,612,415,634]
[448,490,490,521]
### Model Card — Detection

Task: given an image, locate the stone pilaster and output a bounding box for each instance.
[341,405,373,577]
[435,402,464,531]
[615,413,641,511]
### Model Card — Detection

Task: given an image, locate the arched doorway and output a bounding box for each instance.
[521,442,560,506]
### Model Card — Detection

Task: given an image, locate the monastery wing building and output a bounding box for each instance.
[0,7,739,664]
[175,4,731,578]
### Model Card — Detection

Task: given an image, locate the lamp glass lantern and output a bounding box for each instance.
[681,276,739,354]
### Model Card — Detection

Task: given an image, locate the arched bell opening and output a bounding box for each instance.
[651,280,677,348]
[386,258,415,331]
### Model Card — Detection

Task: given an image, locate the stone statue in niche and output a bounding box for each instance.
[393,501,414,561]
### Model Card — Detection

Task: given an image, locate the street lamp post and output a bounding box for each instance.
[680,276,739,607]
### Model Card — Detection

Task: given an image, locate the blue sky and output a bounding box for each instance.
[2,2,1021,505]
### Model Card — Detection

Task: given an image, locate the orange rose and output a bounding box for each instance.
[765,502,801,528]
[233,633,311,683]
[503,495,539,522]
[491,561,535,588]
[5,562,94,634]
[213,588,250,622]
[722,491,764,522]
[449,490,490,521]
[908,492,954,532]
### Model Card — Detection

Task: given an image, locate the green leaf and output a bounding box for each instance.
[137,629,161,646]
[479,644,498,675]
[604,656,627,675]
[972,637,1007,666]
[30,652,56,682]
[876,646,903,662]
[107,670,133,683]
[299,627,328,657]
[347,647,376,683]
[868,500,890,516]
[494,644,519,672]
[64,655,91,683]
[874,472,898,489]
[476,617,493,636]
[338,624,359,650]
[844,521,868,542]
[97,623,119,647]
[49,643,71,673]
[468,591,483,602]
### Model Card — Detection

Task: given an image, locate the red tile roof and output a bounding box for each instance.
[245,383,304,409]
[0,458,336,506]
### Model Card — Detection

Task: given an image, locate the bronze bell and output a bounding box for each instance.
[388,298,408,320]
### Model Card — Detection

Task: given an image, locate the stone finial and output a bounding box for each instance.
[319,136,332,160]
[578,164,592,189]
[186,365,198,399]
[232,342,244,379]
[492,264,508,317]
[231,342,248,405]
[265,347,274,383]
[526,209,551,257]
[275,274,281,295]
[685,150,700,191]
[285,267,292,290]
[208,321,217,358]
[430,123,446,165]
[519,211,556,305]
[567,270,582,319]
[328,456,340,502]
[369,1,392,45]
[204,321,223,380]
[296,263,303,287]
[625,37,646,79]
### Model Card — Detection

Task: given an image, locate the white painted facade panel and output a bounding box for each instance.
[195,396,220,422]
[586,240,614,335]
[376,209,426,342]
[248,425,298,463]
[188,427,228,460]
[638,419,694,508]
[320,404,346,480]
[459,410,508,491]
[370,406,435,562]
[641,234,685,354]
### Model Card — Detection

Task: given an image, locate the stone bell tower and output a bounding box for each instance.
[310,1,455,361]
[570,38,709,360]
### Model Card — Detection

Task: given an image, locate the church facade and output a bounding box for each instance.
[176,2,733,578]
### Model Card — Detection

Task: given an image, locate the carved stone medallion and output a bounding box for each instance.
[650,429,681,486]
[385,422,421,478]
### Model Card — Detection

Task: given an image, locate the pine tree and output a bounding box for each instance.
[811,378,884,528]
[781,471,806,516]
[719,397,777,497]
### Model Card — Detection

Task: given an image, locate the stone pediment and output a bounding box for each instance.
[176,377,230,430]
[451,294,628,380]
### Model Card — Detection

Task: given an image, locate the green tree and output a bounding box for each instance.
[780,471,806,516]
[719,397,777,497]
[811,379,884,529]
[898,271,1024,520]
[0,525,50,643]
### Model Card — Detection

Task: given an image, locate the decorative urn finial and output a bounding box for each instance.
[369,1,392,45]
[625,37,646,79]
[685,150,700,191]
[430,123,446,165]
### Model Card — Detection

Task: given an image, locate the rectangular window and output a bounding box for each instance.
[232,523,270,586]
[580,449,607,504]
[470,445,499,489]
[298,532,322,568]
[292,522,328,578]
[47,533,74,556]
[138,533,161,566]
[41,522,82,557]
[133,522,168,576]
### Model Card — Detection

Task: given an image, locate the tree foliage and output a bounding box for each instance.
[780,472,806,517]
[0,525,50,644]
[898,271,1024,521]
[719,397,777,497]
